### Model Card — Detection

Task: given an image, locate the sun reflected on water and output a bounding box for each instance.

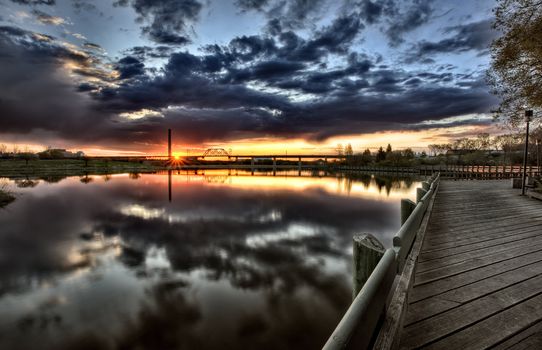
[0,171,420,350]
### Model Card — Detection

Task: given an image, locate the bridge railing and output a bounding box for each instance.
[323,173,440,350]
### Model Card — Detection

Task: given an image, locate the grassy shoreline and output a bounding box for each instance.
[0,187,15,208]
[0,159,163,178]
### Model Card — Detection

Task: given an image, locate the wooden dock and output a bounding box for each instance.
[398,180,542,349]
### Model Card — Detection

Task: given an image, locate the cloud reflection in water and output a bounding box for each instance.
[0,171,418,349]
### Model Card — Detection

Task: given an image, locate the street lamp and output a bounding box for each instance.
[521,110,533,195]
[537,139,541,176]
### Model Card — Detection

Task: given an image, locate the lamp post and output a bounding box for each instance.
[537,139,541,176]
[521,110,533,195]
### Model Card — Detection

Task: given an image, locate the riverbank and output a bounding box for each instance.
[0,159,161,178]
[0,187,15,208]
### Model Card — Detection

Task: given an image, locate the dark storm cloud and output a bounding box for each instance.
[10,0,55,5]
[71,0,101,14]
[0,25,118,142]
[123,45,173,59]
[224,13,364,64]
[236,0,328,30]
[113,0,202,45]
[235,0,270,12]
[115,55,145,79]
[406,20,497,62]
[358,0,396,24]
[0,0,499,147]
[385,0,434,46]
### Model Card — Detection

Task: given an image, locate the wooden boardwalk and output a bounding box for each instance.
[399,180,542,349]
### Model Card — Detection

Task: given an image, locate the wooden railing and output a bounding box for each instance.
[331,164,540,178]
[418,164,540,178]
[323,173,440,350]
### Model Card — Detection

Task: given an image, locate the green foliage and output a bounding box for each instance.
[344,143,354,156]
[487,0,542,124]
[376,147,386,162]
[38,149,66,159]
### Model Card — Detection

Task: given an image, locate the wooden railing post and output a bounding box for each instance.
[401,199,416,226]
[422,181,430,191]
[353,233,385,299]
[417,188,428,203]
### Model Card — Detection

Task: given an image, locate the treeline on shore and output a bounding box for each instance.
[336,131,542,167]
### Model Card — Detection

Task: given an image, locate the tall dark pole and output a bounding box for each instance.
[168,169,172,202]
[522,110,533,195]
[537,139,541,176]
[168,128,172,159]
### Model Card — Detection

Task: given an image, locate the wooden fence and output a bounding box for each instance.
[334,165,540,179]
[323,173,440,350]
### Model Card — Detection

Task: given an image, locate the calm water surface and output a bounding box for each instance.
[0,171,419,350]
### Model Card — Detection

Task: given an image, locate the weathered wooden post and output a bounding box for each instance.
[401,199,416,226]
[417,188,428,203]
[353,233,385,299]
[422,181,430,191]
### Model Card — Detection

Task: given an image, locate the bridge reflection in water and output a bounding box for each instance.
[165,169,419,204]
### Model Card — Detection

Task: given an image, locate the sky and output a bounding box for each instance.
[0,0,500,155]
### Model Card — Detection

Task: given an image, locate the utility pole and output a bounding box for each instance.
[522,110,533,195]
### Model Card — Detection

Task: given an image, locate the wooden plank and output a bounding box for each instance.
[414,240,542,285]
[407,257,542,323]
[491,320,542,350]
[423,293,542,350]
[429,202,541,219]
[425,211,542,232]
[398,180,542,349]
[422,224,542,252]
[425,213,542,236]
[416,234,542,273]
[400,275,542,349]
[411,248,542,301]
[419,228,542,262]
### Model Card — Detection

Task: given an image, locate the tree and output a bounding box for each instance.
[475,133,492,150]
[403,148,415,159]
[344,143,354,156]
[487,0,542,125]
[428,144,438,156]
[335,143,344,156]
[0,144,6,155]
[361,148,372,163]
[386,144,392,154]
[376,147,386,162]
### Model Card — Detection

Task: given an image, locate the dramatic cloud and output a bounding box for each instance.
[0,26,117,143]
[10,0,55,5]
[0,0,499,149]
[406,20,498,62]
[31,9,66,25]
[358,0,396,25]
[385,0,434,46]
[236,0,328,30]
[114,0,202,45]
